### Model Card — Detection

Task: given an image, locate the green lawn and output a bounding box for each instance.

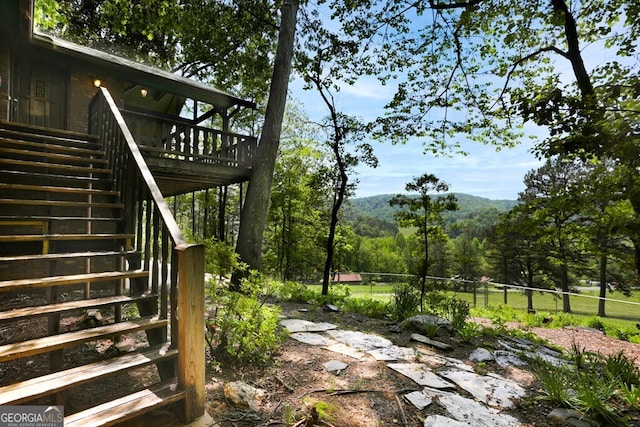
[309,283,640,330]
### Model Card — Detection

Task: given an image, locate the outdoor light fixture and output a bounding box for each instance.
[93,78,101,87]
[140,88,148,97]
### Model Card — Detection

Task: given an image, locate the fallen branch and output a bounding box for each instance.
[275,375,295,393]
[394,393,409,427]
[307,388,384,396]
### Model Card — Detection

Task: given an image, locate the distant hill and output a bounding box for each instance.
[346,193,519,223]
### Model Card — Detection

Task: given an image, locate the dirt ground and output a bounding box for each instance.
[202,302,640,427]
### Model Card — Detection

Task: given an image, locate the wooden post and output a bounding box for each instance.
[176,244,205,423]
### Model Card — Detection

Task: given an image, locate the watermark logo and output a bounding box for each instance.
[0,406,63,427]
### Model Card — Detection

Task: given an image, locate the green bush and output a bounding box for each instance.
[340,297,389,319]
[423,292,470,330]
[390,283,419,320]
[585,316,606,332]
[205,273,286,364]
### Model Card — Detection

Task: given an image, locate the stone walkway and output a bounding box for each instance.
[279,317,567,427]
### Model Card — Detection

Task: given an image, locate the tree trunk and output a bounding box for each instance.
[560,262,571,313]
[232,0,299,287]
[322,170,348,295]
[526,260,534,313]
[598,254,607,317]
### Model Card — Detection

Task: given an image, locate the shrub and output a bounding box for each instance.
[205,273,286,363]
[340,297,388,319]
[390,283,419,320]
[585,316,606,332]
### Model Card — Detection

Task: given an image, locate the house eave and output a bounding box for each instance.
[30,32,257,112]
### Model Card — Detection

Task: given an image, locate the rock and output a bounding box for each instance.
[439,368,527,409]
[223,381,266,411]
[324,304,339,312]
[493,350,527,367]
[279,319,337,333]
[325,329,393,351]
[423,415,468,426]
[469,348,494,363]
[420,387,521,427]
[324,360,348,374]
[87,309,103,321]
[368,345,416,361]
[114,339,135,353]
[323,342,365,359]
[400,315,453,337]
[403,390,433,410]
[411,333,453,351]
[547,408,597,427]
[387,363,455,389]
[289,332,336,346]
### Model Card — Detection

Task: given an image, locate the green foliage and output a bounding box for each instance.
[534,363,575,408]
[202,238,243,279]
[534,347,640,426]
[340,297,389,319]
[423,292,470,330]
[618,384,640,409]
[390,283,419,321]
[205,274,285,364]
[603,352,640,387]
[585,316,606,332]
[457,322,481,343]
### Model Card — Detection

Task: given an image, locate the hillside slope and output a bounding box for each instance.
[346,193,518,223]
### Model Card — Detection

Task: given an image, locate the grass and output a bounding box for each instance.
[304,283,640,342]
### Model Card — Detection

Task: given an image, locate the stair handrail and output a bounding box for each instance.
[88,87,204,423]
[89,87,185,246]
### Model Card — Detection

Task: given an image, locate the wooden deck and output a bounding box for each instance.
[122,110,256,196]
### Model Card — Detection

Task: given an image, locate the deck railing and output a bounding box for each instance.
[88,87,205,423]
[122,109,257,167]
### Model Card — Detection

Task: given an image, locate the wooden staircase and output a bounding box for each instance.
[0,120,199,425]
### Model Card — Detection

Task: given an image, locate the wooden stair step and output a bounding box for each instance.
[0,270,148,292]
[0,249,138,262]
[0,183,118,196]
[0,123,99,146]
[0,199,123,208]
[0,158,111,175]
[0,233,133,243]
[0,344,176,406]
[0,146,107,166]
[0,316,166,363]
[0,168,110,182]
[0,216,124,223]
[64,379,184,427]
[0,136,104,156]
[0,294,155,323]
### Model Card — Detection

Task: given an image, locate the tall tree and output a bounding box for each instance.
[519,157,587,313]
[390,174,458,310]
[234,0,300,284]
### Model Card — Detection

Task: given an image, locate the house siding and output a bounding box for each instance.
[0,46,10,122]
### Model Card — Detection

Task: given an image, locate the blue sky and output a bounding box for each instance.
[290,77,545,201]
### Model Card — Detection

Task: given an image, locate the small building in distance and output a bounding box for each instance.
[333,272,363,284]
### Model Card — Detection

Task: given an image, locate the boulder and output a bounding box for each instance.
[223,381,266,411]
[400,315,453,337]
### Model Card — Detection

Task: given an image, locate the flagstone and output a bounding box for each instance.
[323,342,365,359]
[368,345,416,361]
[325,329,393,350]
[289,332,336,346]
[439,368,527,409]
[420,387,522,426]
[279,319,337,333]
[387,363,455,389]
